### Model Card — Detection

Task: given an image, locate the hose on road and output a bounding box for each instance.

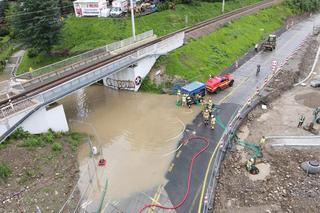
[139,136,210,213]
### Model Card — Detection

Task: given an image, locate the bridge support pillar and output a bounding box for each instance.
[103,55,158,91]
[21,103,69,134]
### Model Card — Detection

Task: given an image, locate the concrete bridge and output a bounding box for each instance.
[0,30,185,142]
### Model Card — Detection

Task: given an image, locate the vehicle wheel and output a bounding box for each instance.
[229,80,234,87]
[215,87,222,94]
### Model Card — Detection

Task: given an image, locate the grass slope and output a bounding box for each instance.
[162,5,292,82]
[17,0,260,74]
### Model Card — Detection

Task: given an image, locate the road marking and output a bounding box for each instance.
[176,150,182,158]
[189,184,203,213]
[147,185,161,213]
[197,139,221,213]
[168,163,175,172]
[218,76,249,104]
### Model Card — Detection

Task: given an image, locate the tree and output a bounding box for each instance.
[285,0,320,13]
[12,0,62,55]
[0,0,9,24]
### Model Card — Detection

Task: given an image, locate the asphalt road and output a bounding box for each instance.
[100,14,320,213]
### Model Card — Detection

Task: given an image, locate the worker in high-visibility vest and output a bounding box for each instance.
[210,115,216,130]
[176,90,182,106]
[259,136,266,150]
[29,66,33,73]
[203,109,210,126]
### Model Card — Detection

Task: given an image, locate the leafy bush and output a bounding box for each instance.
[20,137,43,148]
[52,142,62,152]
[27,48,39,58]
[10,128,30,140]
[140,76,164,93]
[285,0,320,13]
[0,28,9,37]
[0,164,11,179]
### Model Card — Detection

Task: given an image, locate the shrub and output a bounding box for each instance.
[0,164,11,179]
[285,0,320,13]
[0,28,9,37]
[52,142,62,152]
[10,128,30,140]
[20,137,43,148]
[27,48,39,58]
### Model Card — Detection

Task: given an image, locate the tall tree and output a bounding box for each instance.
[13,0,62,54]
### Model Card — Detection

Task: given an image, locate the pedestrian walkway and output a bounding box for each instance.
[4,50,25,76]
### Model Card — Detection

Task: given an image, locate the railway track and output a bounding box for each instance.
[0,0,278,108]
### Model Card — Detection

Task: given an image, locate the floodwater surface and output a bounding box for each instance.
[60,85,200,203]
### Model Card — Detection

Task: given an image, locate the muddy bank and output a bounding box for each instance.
[0,132,83,212]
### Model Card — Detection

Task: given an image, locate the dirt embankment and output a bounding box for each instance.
[213,34,320,212]
[0,134,83,212]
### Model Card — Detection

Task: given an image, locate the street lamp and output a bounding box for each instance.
[222,0,225,14]
[130,0,136,40]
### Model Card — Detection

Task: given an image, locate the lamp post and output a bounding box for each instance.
[222,0,225,13]
[130,0,136,40]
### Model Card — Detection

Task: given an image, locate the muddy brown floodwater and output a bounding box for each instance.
[60,85,200,204]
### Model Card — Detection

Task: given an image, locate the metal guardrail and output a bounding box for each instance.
[17,30,154,80]
[202,33,313,212]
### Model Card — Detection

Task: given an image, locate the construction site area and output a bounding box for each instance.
[214,33,320,212]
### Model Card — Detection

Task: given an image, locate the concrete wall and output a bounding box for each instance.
[21,104,69,133]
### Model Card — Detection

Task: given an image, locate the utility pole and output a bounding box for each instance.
[130,0,136,40]
[222,0,225,14]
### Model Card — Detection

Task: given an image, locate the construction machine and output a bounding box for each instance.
[233,134,263,174]
[262,34,276,51]
[304,107,320,135]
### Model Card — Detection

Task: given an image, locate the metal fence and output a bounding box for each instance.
[17,30,154,80]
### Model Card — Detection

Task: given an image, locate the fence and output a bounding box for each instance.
[17,30,154,80]
[202,33,312,212]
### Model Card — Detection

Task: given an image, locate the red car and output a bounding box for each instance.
[205,74,234,93]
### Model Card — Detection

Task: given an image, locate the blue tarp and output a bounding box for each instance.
[181,81,205,95]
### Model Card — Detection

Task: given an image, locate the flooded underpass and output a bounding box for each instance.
[59,85,200,211]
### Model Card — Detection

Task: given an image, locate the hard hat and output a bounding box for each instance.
[250,158,254,162]
[211,115,214,118]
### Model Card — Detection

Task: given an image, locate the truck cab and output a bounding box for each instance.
[205,74,234,93]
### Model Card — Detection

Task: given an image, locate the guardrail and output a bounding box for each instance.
[202,32,313,212]
[17,30,154,80]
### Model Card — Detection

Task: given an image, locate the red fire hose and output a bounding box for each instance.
[139,136,210,212]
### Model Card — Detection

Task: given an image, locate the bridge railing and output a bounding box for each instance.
[16,30,154,80]
[0,98,37,119]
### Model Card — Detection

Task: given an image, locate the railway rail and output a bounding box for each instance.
[0,0,278,109]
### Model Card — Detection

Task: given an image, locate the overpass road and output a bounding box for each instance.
[98,13,320,213]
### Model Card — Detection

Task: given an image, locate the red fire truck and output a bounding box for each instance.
[205,74,234,93]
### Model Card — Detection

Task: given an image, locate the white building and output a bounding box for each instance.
[73,0,110,17]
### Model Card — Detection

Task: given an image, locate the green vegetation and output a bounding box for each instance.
[8,128,84,151]
[0,164,11,180]
[285,0,320,13]
[16,0,261,74]
[140,76,164,93]
[52,142,62,152]
[16,52,65,75]
[12,0,62,54]
[161,5,292,81]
